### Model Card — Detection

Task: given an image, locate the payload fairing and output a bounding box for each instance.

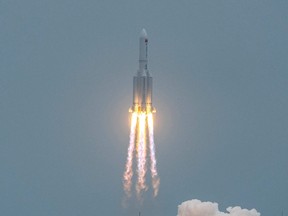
[130,29,155,113]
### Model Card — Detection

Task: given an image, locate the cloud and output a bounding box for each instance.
[177,199,260,216]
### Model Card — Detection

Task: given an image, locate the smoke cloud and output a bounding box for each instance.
[177,199,260,216]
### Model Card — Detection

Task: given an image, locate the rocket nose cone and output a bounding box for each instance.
[140,28,147,38]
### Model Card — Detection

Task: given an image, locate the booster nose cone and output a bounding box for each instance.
[140,28,147,38]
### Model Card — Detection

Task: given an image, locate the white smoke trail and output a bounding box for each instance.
[136,113,147,197]
[147,113,160,197]
[177,199,260,216]
[123,112,138,197]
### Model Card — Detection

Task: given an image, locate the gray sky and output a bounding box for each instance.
[1,0,287,216]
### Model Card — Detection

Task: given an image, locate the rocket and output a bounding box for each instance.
[130,29,155,113]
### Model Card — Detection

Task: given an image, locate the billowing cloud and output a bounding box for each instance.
[177,199,260,216]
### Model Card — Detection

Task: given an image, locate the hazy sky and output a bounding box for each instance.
[1,1,287,216]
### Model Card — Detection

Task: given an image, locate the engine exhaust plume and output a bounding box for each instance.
[147,113,160,197]
[123,113,138,198]
[123,112,160,201]
[136,113,148,197]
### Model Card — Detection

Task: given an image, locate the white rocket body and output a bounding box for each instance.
[131,29,155,113]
